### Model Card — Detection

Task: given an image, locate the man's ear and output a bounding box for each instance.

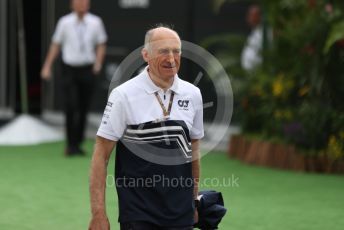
[141,48,149,62]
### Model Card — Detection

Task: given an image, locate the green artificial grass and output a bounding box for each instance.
[0,140,344,230]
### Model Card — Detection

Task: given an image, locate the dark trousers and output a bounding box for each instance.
[61,63,95,150]
[120,221,193,230]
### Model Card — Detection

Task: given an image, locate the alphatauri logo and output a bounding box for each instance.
[178,100,189,108]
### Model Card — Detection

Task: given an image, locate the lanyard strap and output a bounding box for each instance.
[75,21,86,52]
[154,91,175,117]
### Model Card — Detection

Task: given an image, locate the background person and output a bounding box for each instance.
[41,0,107,156]
[241,4,263,71]
[89,26,204,230]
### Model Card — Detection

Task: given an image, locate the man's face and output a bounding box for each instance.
[247,6,261,28]
[143,31,181,81]
[72,0,90,14]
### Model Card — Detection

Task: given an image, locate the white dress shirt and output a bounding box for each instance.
[52,12,107,66]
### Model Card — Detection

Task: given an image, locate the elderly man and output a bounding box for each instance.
[89,26,204,230]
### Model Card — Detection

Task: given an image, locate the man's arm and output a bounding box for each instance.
[191,139,200,199]
[89,136,116,230]
[191,139,201,223]
[41,43,60,80]
[93,43,106,75]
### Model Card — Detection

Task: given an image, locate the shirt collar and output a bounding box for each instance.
[72,12,89,23]
[141,66,181,95]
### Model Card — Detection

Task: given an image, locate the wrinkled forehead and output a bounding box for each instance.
[149,38,181,51]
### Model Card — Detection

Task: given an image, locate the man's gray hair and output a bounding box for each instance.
[143,24,180,50]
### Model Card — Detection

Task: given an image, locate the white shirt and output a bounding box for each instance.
[241,26,263,71]
[97,67,204,141]
[52,12,107,66]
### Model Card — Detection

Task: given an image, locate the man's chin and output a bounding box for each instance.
[162,68,177,76]
[164,73,177,79]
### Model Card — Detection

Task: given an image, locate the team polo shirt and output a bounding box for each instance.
[97,67,204,141]
[97,67,204,227]
[52,12,107,66]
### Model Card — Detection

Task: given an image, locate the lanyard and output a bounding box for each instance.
[154,91,175,117]
[75,21,86,52]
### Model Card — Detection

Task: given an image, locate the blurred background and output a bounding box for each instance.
[0,0,250,115]
[0,0,344,229]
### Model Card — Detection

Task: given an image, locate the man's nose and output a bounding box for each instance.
[166,53,175,63]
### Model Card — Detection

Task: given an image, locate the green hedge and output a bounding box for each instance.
[204,0,344,158]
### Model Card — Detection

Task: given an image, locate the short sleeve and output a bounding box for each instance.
[97,89,127,141]
[52,18,65,44]
[190,88,204,139]
[95,18,107,44]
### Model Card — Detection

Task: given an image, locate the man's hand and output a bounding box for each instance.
[41,65,52,80]
[93,43,106,75]
[194,208,199,224]
[41,43,60,80]
[92,62,102,75]
[88,213,110,230]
